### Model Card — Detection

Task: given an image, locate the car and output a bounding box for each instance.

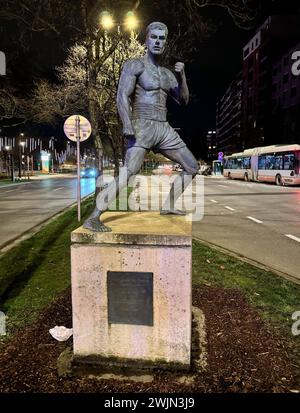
[80,167,97,178]
[198,165,212,176]
[173,164,183,172]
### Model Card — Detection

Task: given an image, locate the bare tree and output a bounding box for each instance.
[0,0,82,34]
[182,0,258,29]
[29,35,145,175]
[132,0,258,30]
[0,0,259,55]
[0,0,259,169]
[0,85,27,124]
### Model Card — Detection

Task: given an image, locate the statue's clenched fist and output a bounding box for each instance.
[174,62,185,76]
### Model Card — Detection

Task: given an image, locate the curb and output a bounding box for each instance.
[193,236,300,286]
[0,175,77,189]
[0,181,33,189]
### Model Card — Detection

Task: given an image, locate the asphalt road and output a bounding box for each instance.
[0,176,95,249]
[193,177,300,282]
[133,174,300,281]
[1,174,299,282]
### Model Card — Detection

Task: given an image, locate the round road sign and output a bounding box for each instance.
[63,115,91,142]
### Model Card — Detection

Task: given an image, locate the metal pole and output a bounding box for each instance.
[76,116,81,222]
[6,151,10,178]
[10,154,14,182]
[27,155,30,180]
[18,143,22,179]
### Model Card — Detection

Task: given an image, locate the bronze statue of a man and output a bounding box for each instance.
[84,22,199,232]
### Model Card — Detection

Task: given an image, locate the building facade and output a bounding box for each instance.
[216,72,242,154]
[241,15,300,148]
[271,40,300,144]
[216,15,300,155]
[206,130,217,162]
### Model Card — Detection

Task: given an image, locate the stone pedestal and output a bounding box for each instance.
[71,212,192,370]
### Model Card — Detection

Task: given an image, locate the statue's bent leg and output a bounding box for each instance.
[83,147,146,232]
[160,147,199,215]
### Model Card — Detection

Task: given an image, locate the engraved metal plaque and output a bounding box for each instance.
[107,271,153,326]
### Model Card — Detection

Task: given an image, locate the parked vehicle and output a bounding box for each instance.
[173,164,183,172]
[198,165,212,176]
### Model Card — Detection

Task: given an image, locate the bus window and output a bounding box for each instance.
[258,156,266,170]
[274,155,283,170]
[242,157,251,169]
[266,155,275,170]
[231,159,237,169]
[283,154,295,170]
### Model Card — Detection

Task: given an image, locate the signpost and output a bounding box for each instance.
[218,152,224,162]
[64,115,92,222]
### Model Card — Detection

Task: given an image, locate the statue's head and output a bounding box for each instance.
[146,22,168,56]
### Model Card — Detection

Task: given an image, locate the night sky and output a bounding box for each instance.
[0,0,299,158]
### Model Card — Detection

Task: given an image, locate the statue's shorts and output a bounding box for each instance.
[131,119,186,153]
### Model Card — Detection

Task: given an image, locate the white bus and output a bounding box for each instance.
[223,144,300,186]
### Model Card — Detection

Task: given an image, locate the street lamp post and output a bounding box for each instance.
[4,145,10,178]
[94,10,138,174]
[19,136,25,179]
[5,145,14,182]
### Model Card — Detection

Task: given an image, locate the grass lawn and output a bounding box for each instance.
[0,187,135,336]
[192,240,300,336]
[0,179,25,187]
[0,197,95,335]
[0,179,11,186]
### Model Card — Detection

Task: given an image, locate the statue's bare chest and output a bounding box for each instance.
[137,64,170,92]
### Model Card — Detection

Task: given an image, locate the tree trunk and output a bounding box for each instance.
[87,56,104,197]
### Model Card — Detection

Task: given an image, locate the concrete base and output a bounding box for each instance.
[71,212,192,370]
[58,307,207,380]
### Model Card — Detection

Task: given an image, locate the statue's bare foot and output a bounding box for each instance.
[83,217,112,232]
[160,209,187,216]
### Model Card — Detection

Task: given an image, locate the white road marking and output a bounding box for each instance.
[218,185,227,188]
[247,216,263,224]
[225,206,235,211]
[285,234,300,243]
[4,190,17,193]
[53,187,64,191]
[210,200,218,203]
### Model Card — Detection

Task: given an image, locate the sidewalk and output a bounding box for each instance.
[207,174,225,179]
[0,173,76,188]
[29,173,76,180]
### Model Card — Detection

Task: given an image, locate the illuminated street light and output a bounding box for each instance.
[124,11,138,31]
[4,145,14,181]
[18,141,26,178]
[100,10,138,32]
[100,11,114,30]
